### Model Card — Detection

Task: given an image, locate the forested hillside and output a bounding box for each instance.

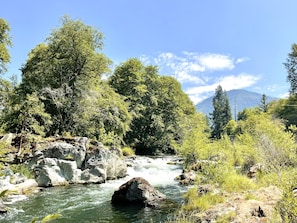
[2,16,297,222]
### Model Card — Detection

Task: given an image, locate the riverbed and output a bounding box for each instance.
[1,156,186,223]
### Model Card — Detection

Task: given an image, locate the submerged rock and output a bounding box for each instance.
[111,177,166,207]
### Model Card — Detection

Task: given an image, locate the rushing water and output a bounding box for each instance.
[1,156,186,223]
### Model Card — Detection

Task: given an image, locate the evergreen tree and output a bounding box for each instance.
[284,43,297,95]
[211,85,232,139]
[259,94,268,112]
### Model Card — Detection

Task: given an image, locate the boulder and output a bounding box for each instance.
[34,158,80,186]
[43,137,87,168]
[175,170,196,185]
[84,146,127,180]
[80,167,105,184]
[111,177,166,207]
[33,138,127,186]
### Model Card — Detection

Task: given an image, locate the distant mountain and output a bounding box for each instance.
[196,89,277,118]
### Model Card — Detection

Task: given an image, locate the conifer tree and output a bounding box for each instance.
[210,85,232,139]
[284,43,297,95]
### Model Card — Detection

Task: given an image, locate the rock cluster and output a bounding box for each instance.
[32,137,127,187]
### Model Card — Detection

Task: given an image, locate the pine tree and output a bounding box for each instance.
[284,43,297,95]
[259,94,268,112]
[210,85,232,139]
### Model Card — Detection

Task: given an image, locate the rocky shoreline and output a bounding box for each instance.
[0,135,129,213]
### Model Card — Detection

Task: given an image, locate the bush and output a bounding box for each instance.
[182,187,224,212]
[121,146,135,156]
[221,172,257,192]
[10,164,33,179]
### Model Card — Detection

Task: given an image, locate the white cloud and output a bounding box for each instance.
[139,51,259,104]
[186,73,262,104]
[141,52,239,84]
[236,57,250,64]
[218,73,261,91]
[198,53,235,71]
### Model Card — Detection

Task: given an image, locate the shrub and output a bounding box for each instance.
[121,146,135,156]
[221,172,257,192]
[10,164,33,179]
[182,187,224,212]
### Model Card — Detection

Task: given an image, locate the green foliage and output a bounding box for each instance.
[221,172,257,192]
[284,43,297,95]
[121,146,135,156]
[183,187,224,212]
[177,113,210,163]
[109,58,196,154]
[211,85,232,139]
[10,164,33,179]
[278,186,297,222]
[3,92,52,136]
[73,82,131,142]
[19,16,111,136]
[216,212,236,223]
[269,95,297,129]
[0,18,12,74]
[31,212,62,223]
[259,93,269,112]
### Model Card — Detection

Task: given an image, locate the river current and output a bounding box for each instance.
[1,156,185,223]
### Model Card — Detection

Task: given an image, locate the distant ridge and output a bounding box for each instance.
[196,89,277,118]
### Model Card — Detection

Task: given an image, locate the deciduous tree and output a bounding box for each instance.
[18,16,112,136]
[109,58,196,154]
[0,18,12,74]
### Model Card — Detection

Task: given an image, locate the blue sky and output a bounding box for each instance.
[2,0,297,104]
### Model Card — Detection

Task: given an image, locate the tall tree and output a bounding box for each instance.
[109,58,196,154]
[259,94,268,112]
[0,18,12,74]
[211,85,232,139]
[18,16,112,135]
[284,43,297,95]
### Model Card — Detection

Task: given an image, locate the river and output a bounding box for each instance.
[1,156,186,223]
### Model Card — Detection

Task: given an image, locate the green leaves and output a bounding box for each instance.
[284,43,297,95]
[18,16,112,136]
[0,18,12,74]
[109,58,196,154]
[3,92,52,136]
[211,85,232,139]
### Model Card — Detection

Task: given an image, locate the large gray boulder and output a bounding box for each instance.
[43,137,87,168]
[34,158,77,186]
[84,146,127,180]
[111,177,166,207]
[33,137,127,186]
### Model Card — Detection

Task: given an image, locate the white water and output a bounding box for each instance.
[1,156,185,223]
